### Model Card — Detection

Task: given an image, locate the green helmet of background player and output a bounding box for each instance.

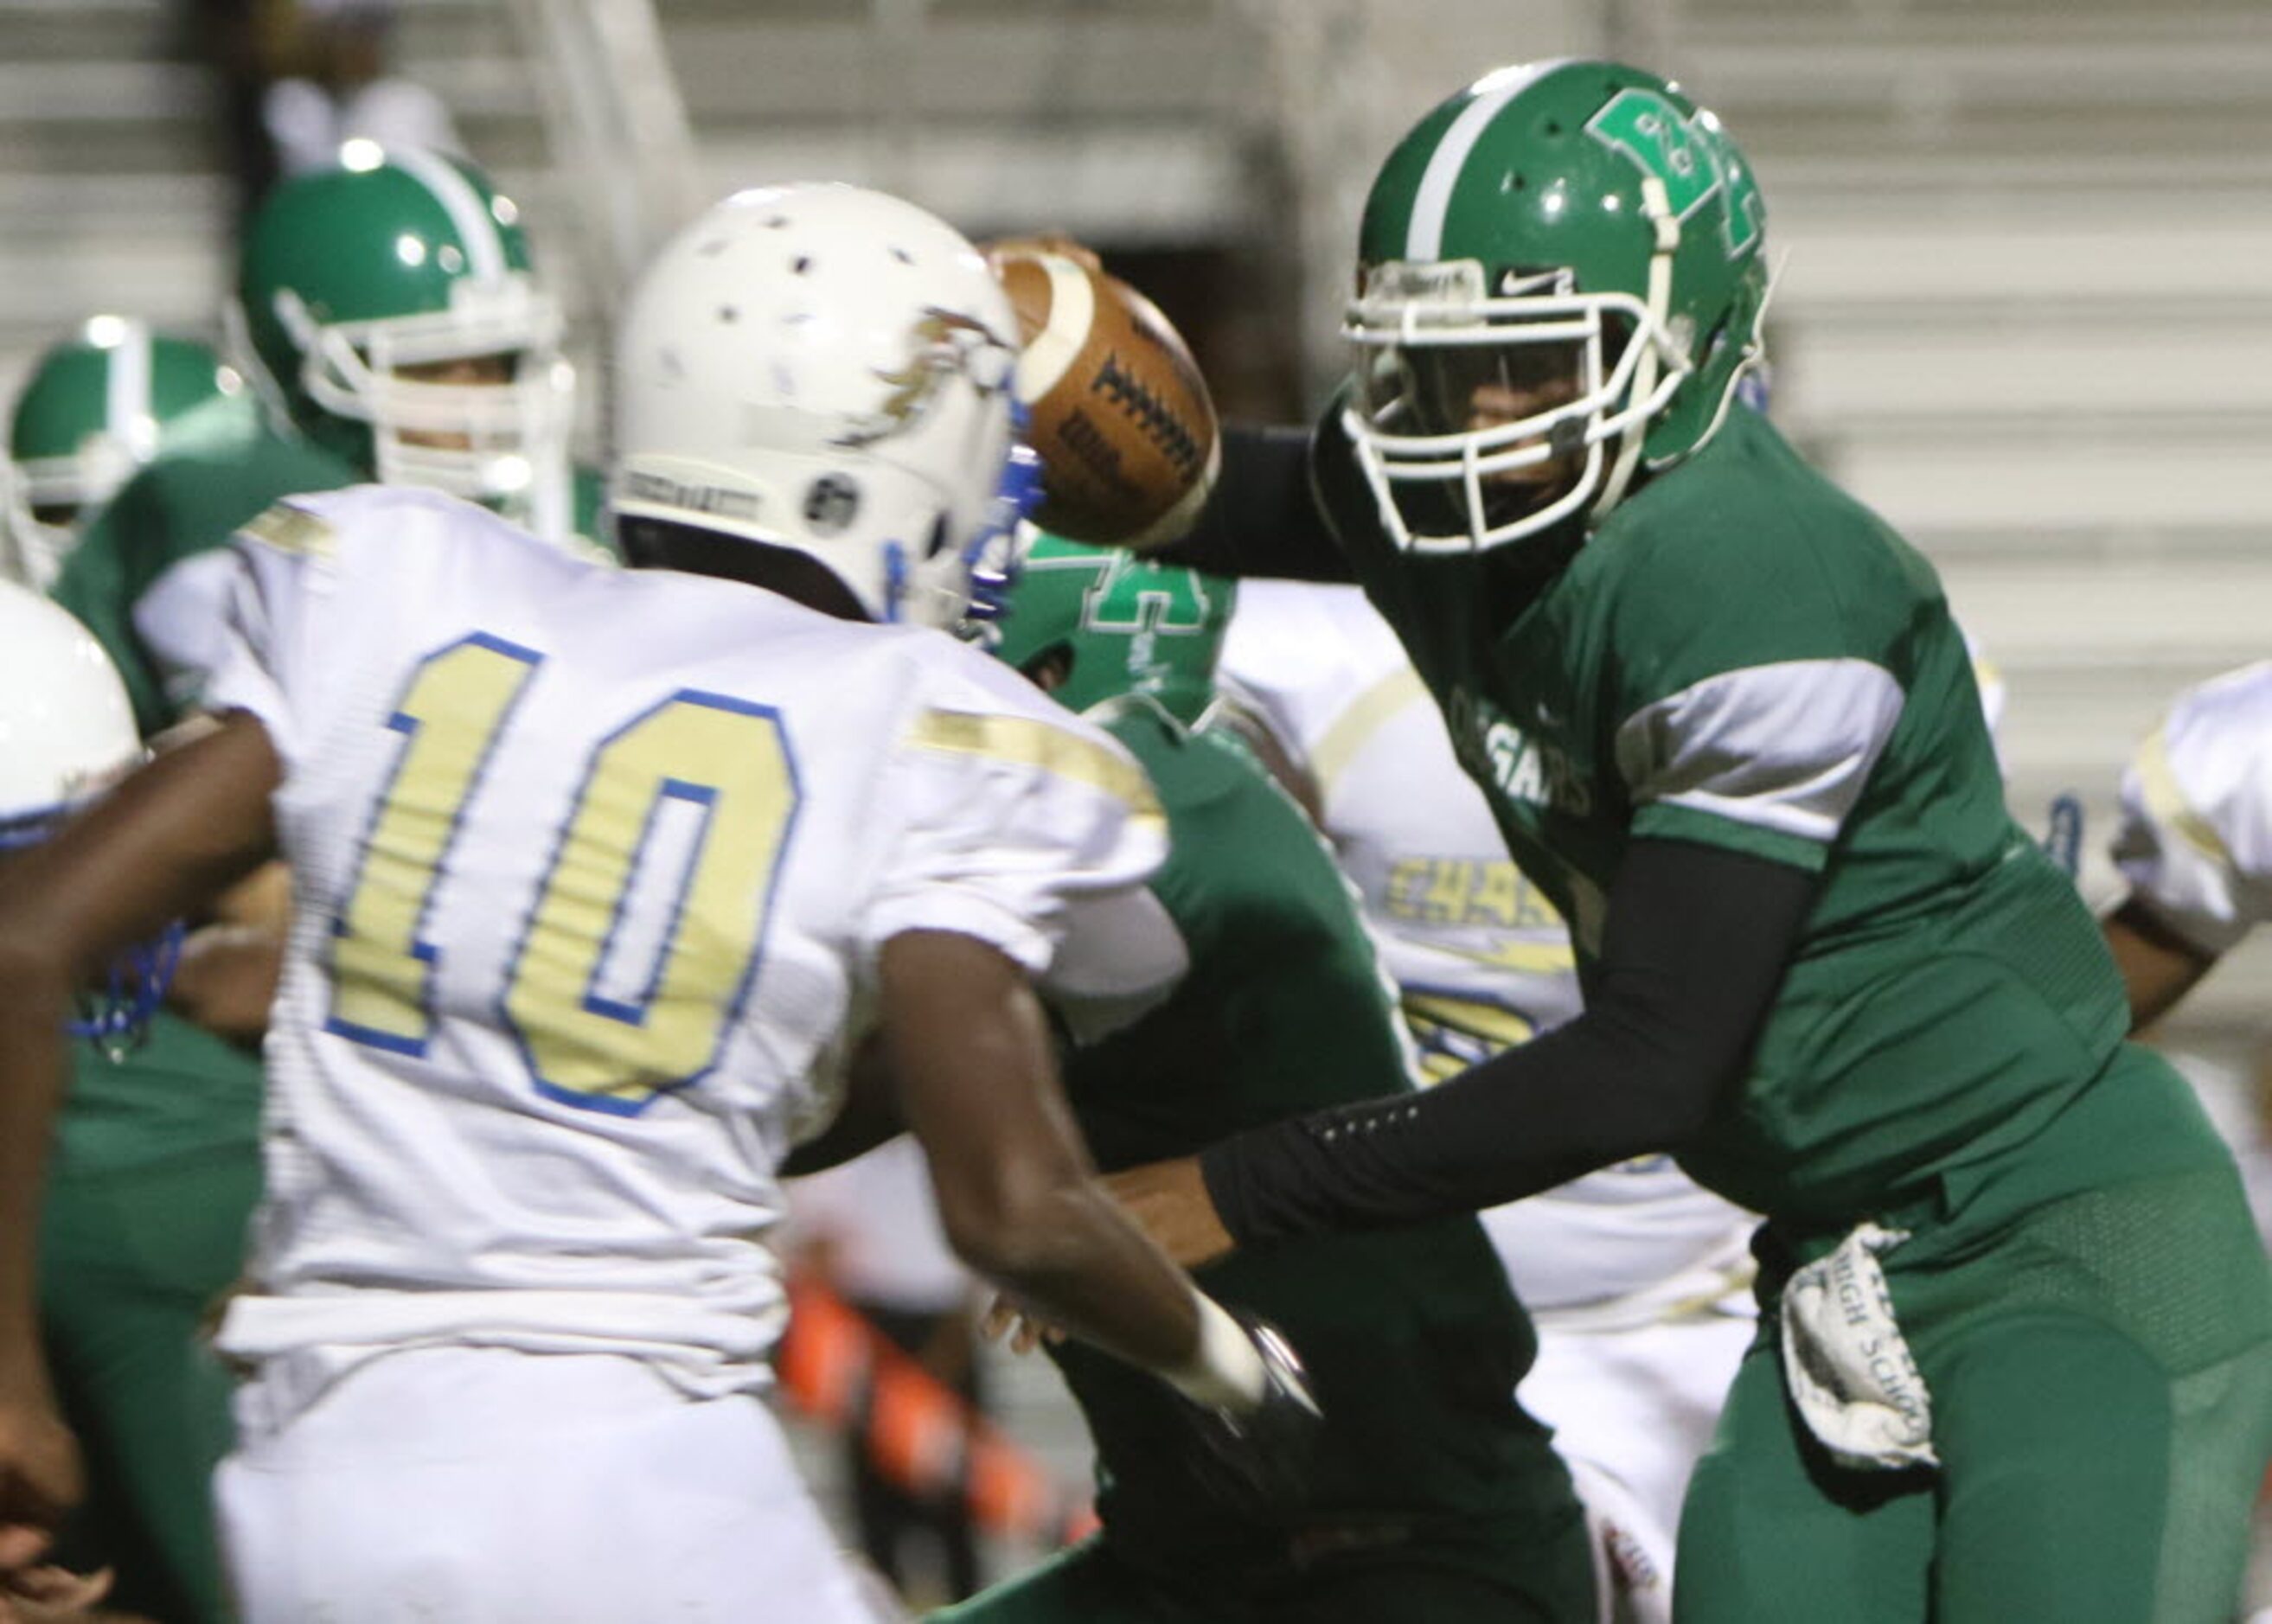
[3,317,259,587]
[1343,59,1770,553]
[990,528,1236,725]
[233,142,573,529]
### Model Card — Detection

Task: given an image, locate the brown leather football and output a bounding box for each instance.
[989,247,1219,550]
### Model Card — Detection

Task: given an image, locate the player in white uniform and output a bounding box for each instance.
[1215,579,1752,1621]
[0,184,1314,1622]
[2104,660,2272,1029]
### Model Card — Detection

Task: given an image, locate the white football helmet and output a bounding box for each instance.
[0,579,140,841]
[611,182,1033,630]
[0,579,179,1055]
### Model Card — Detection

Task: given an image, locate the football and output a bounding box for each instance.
[988,246,1219,550]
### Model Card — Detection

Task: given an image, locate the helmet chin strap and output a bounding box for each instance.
[1593,176,1679,524]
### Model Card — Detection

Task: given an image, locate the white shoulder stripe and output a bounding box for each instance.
[1407,60,1562,260]
[1615,658,1904,845]
[389,146,507,280]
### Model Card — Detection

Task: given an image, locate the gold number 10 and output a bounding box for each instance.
[326,633,799,1115]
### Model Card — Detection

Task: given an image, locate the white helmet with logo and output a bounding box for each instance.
[611,182,1033,630]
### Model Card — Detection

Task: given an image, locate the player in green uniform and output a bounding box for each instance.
[932,533,1596,1624]
[53,145,611,736]
[3,320,259,591]
[32,148,603,1623]
[1113,60,2272,1623]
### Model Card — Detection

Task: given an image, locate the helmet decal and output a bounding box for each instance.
[1586,89,1763,258]
[838,307,1015,450]
[989,530,1235,724]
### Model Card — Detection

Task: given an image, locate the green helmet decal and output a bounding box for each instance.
[992,530,1236,724]
[4,318,258,585]
[1346,60,1770,553]
[232,144,573,533]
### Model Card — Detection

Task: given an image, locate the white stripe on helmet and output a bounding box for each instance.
[1406,59,1564,261]
[106,319,156,460]
[388,146,508,281]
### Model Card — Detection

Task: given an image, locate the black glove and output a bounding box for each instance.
[1181,1313,1323,1516]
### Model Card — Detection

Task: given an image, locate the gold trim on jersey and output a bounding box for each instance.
[1311,667,1429,795]
[239,502,337,559]
[903,709,1164,830]
[2135,726,2237,875]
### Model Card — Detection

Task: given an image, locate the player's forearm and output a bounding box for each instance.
[942,1173,1205,1374]
[2100,898,2216,1033]
[0,944,76,1359]
[1202,837,1815,1244]
[1151,424,1354,583]
[881,930,1216,1381]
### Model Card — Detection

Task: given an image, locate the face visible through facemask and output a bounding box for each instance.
[391,352,518,451]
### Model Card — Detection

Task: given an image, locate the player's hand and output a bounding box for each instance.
[1104,1156,1236,1269]
[977,1293,1064,1357]
[1,1561,117,1621]
[0,1372,81,1582]
[1180,1313,1322,1515]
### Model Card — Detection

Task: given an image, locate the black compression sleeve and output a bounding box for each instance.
[1200,837,1819,1244]
[1151,424,1355,583]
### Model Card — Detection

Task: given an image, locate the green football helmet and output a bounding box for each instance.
[233,141,573,535]
[3,317,258,586]
[990,527,1236,724]
[1343,59,1770,553]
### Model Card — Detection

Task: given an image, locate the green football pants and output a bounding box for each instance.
[929,1513,1597,1624]
[40,1144,261,1624]
[1677,1049,2272,1624]
[1678,1311,2270,1623]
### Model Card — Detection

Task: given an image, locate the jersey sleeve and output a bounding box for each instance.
[2111,663,2272,956]
[1615,657,1904,871]
[131,547,249,722]
[195,496,360,771]
[1605,523,1909,873]
[860,662,1181,1001]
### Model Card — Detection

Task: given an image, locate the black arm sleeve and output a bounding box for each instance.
[1200,836,1818,1244]
[1150,423,1357,584]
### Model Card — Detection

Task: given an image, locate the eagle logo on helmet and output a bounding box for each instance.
[836,308,1014,450]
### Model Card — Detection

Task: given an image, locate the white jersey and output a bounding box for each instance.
[2113,658,2272,955]
[1219,579,1754,1317]
[202,485,1174,1408]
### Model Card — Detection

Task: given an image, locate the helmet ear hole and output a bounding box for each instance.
[924,514,951,560]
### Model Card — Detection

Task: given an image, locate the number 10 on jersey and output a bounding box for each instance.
[326,632,801,1114]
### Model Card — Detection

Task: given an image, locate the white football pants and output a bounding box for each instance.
[216,1345,891,1623]
[1520,1310,1757,1624]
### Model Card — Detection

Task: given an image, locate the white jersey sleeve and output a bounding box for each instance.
[861,655,1173,984]
[200,489,407,767]
[2113,660,2272,956]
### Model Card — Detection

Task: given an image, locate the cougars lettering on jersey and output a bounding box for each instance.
[1219,579,1752,1314]
[2113,660,2272,956]
[199,487,1174,1409]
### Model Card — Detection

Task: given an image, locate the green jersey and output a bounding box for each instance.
[1047,698,1570,1566]
[51,430,359,736]
[1315,403,2127,1230]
